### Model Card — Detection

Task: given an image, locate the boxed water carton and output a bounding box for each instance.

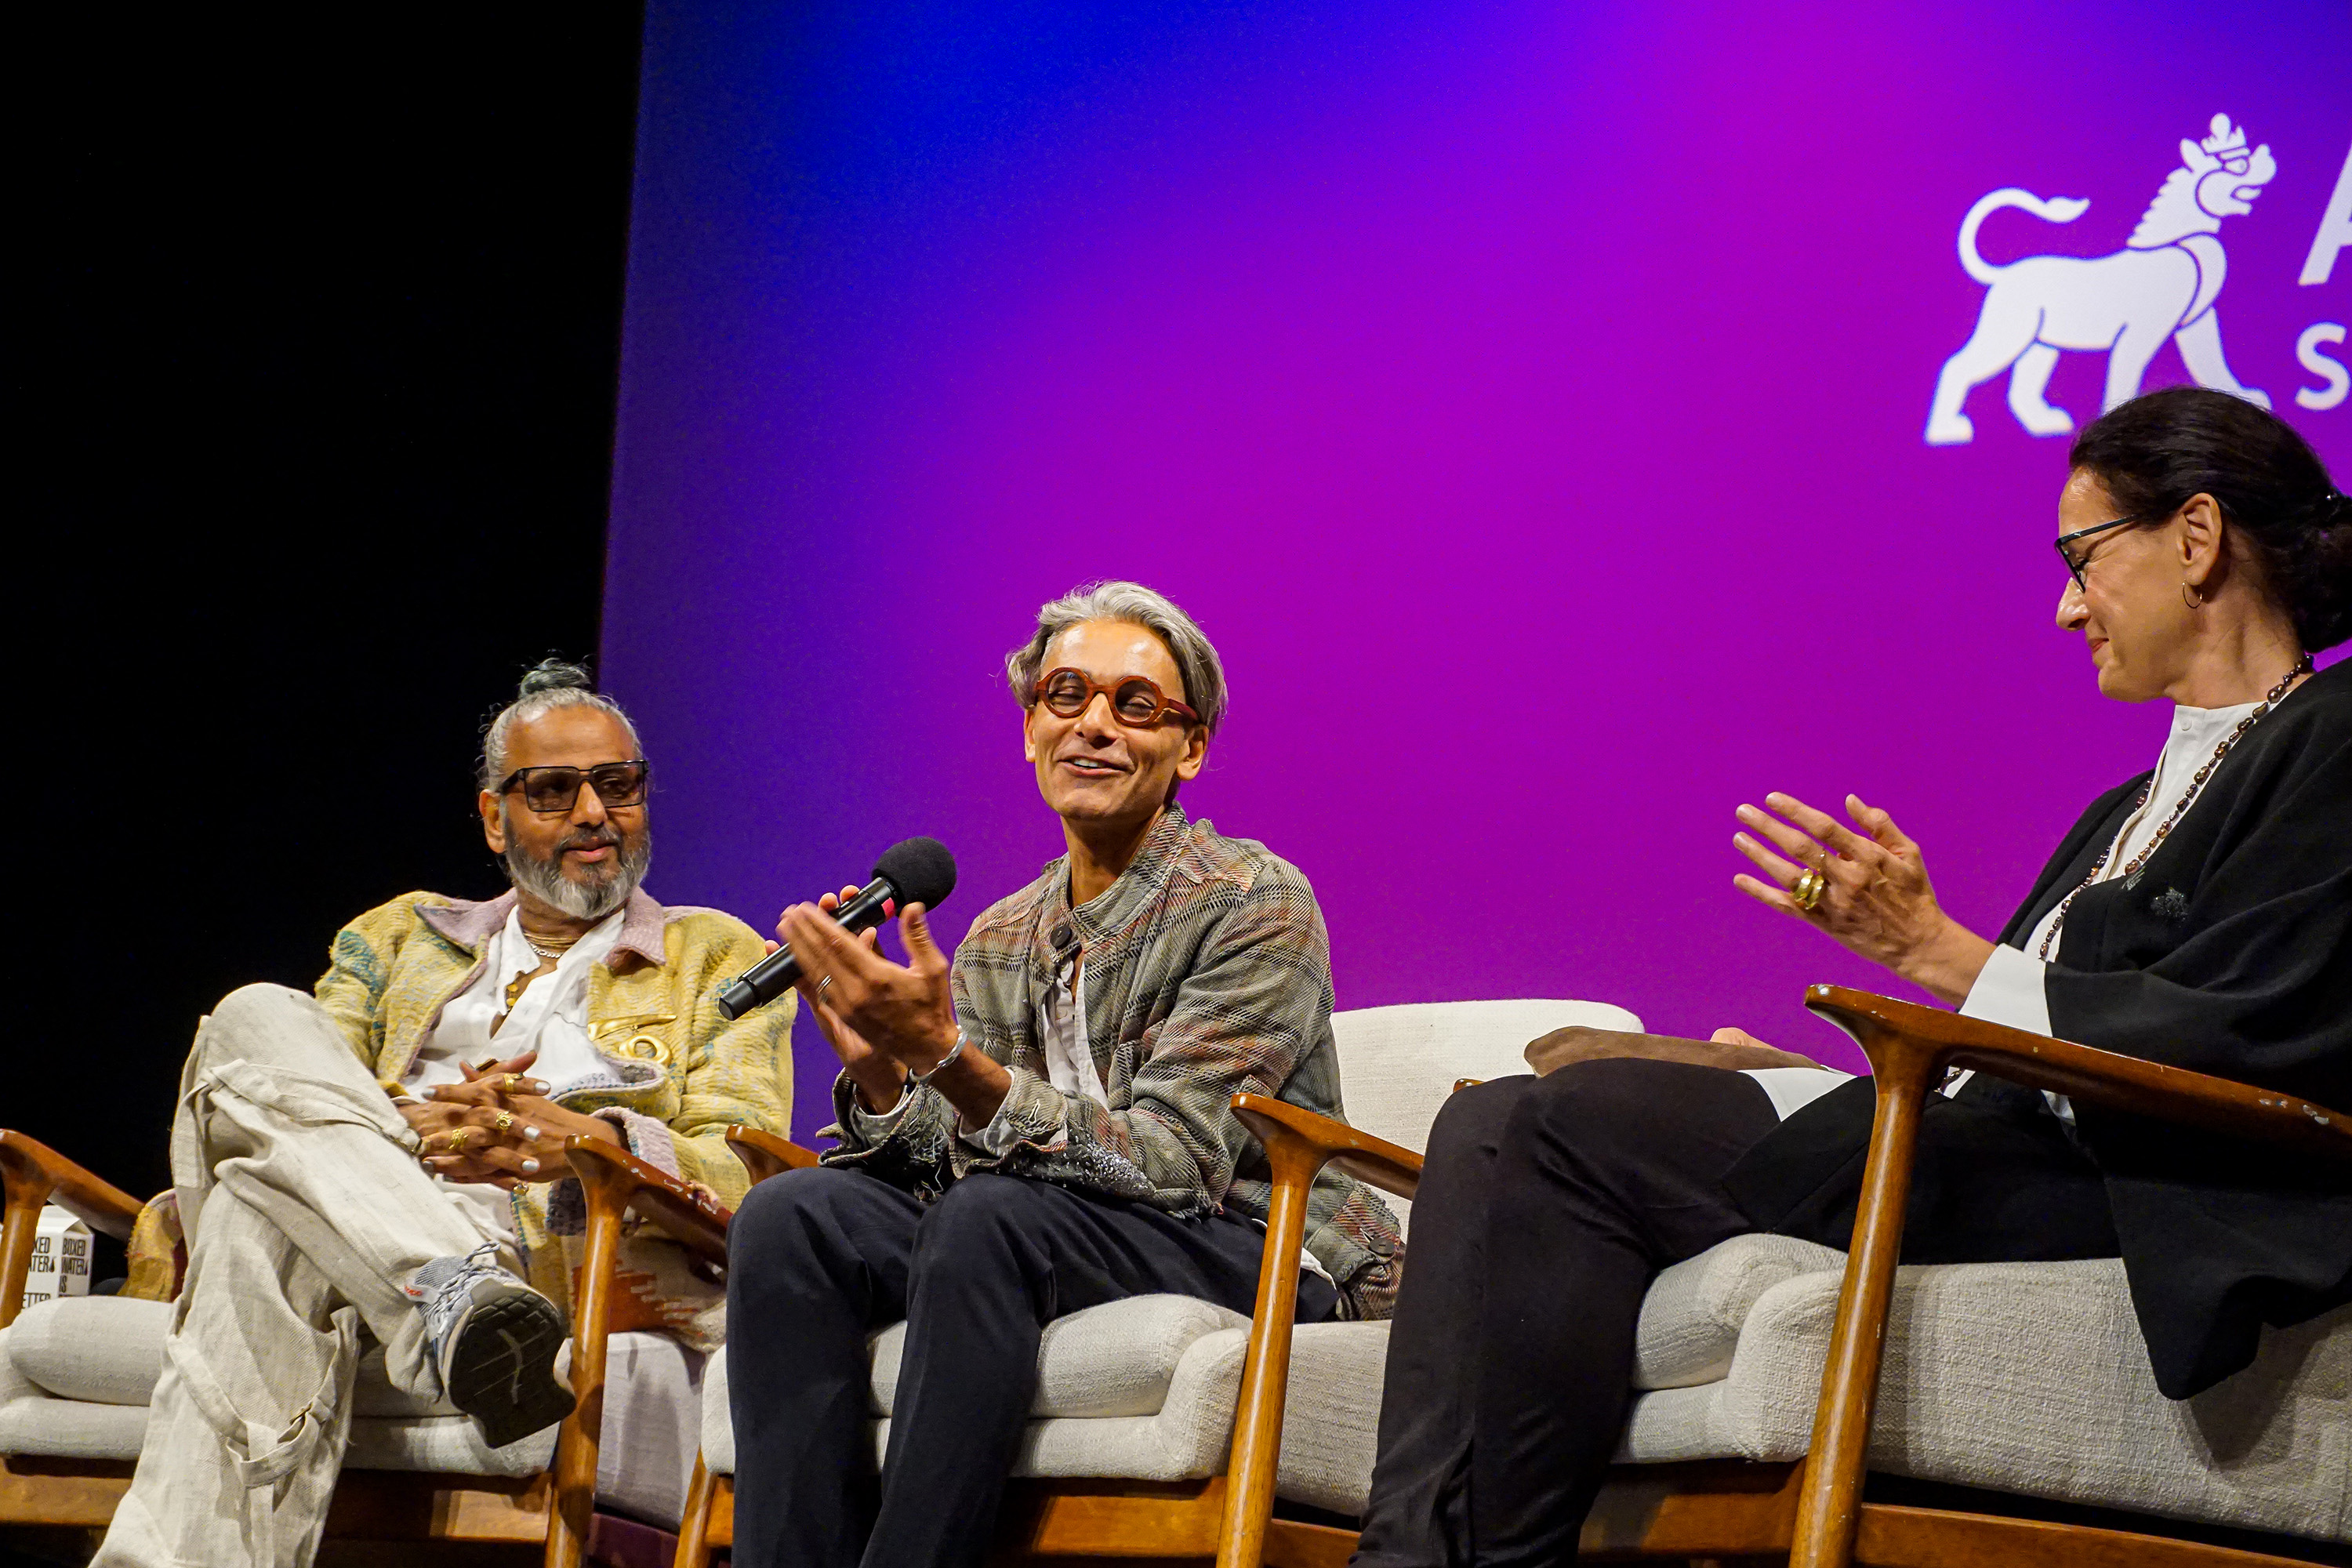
[18,1204,92,1314]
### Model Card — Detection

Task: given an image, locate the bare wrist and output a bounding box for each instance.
[1900,918,1994,1007]
[851,1061,909,1114]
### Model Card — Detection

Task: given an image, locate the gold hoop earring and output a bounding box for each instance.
[2182,582,2205,608]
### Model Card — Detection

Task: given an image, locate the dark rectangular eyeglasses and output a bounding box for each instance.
[2053,515,2152,590]
[496,760,650,814]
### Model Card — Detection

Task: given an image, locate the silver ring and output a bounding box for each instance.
[815,975,833,995]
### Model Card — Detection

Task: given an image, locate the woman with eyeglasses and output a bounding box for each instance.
[1351,387,2350,1568]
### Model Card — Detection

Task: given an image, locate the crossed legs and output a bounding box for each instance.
[1352,1062,1778,1568]
[95,984,499,1568]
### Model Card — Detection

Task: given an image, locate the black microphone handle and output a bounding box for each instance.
[717,875,895,1020]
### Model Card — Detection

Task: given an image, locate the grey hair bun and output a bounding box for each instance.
[518,657,597,697]
[481,658,641,789]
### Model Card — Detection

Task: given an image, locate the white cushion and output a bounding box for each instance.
[869,1294,1247,1417]
[1617,1256,2352,1545]
[8,1297,172,1405]
[1330,1000,1642,1236]
[1632,1234,1845,1390]
[0,1305,706,1522]
[706,1314,1392,1518]
[702,1341,738,1474]
[866,1320,1390,1515]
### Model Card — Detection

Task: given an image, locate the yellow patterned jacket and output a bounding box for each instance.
[312,886,793,1348]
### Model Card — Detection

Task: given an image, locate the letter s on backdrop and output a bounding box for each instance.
[2295,323,2348,412]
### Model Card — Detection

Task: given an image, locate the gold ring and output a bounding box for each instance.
[503,1073,523,1094]
[449,1127,473,1152]
[1793,869,1828,912]
[494,1110,514,1132]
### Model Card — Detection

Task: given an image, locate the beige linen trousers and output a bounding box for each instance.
[95,983,510,1568]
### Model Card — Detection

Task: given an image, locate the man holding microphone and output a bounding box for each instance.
[724,582,1403,1568]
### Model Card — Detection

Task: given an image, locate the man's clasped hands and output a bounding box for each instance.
[396,1049,625,1189]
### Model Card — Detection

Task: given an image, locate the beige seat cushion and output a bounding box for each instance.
[868,1293,1247,1418]
[0,1298,708,1523]
[1619,1255,2352,1546]
[702,1308,1387,1517]
[1633,1233,1845,1389]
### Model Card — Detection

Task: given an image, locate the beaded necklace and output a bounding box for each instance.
[2037,653,2313,960]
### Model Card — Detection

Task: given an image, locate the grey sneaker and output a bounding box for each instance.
[412,1245,575,1448]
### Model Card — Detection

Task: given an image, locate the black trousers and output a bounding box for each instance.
[1352,1060,2119,1568]
[724,1166,1338,1568]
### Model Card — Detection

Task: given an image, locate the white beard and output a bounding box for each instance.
[500,814,652,921]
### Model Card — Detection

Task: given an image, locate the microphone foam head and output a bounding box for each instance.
[874,837,957,911]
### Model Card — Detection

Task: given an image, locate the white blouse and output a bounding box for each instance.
[1954,696,2261,1108]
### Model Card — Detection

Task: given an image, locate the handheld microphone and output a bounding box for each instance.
[717,837,958,1020]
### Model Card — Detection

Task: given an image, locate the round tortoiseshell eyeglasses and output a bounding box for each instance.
[1030,669,1200,728]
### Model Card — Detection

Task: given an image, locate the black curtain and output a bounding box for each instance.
[16,8,648,1258]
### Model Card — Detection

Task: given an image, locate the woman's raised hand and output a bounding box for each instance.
[1732,792,1994,1007]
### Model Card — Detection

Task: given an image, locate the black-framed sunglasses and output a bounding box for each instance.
[2053,514,2155,590]
[495,759,650,815]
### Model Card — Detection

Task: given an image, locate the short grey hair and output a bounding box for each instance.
[479,659,644,790]
[1004,581,1228,734]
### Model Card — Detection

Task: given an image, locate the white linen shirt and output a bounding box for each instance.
[400,906,626,1244]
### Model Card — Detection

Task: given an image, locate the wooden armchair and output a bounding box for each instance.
[670,1000,1646,1568]
[0,1125,754,1567]
[1221,986,2352,1567]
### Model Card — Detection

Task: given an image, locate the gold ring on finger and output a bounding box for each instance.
[1793,869,1828,912]
[503,1073,522,1093]
[450,1127,473,1152]
[494,1110,514,1132]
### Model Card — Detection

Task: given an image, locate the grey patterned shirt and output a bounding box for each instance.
[822,806,1404,1318]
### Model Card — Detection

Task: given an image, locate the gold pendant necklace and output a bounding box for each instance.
[2037,654,2311,960]
[505,928,580,1011]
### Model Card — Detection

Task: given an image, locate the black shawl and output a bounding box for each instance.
[1726,657,2352,1399]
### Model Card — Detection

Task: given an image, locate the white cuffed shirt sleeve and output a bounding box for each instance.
[1958,942,2054,1038]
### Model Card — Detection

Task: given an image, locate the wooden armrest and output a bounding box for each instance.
[563,1137,729,1265]
[1217,1093,1421,1568]
[550,1134,736,1563]
[1526,1026,1824,1076]
[2,1131,147,1330]
[1,1131,143,1238]
[726,1124,821,1187]
[1805,985,2352,1164]
[1229,1094,1423,1202]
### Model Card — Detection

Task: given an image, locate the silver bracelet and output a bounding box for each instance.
[910,1032,966,1088]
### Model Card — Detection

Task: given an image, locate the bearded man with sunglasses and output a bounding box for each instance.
[93,661,794,1568]
[721,581,1403,1568]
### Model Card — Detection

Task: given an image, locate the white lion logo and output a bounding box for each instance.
[1925,114,2277,446]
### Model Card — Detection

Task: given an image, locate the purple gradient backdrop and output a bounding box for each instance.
[605,0,2350,1139]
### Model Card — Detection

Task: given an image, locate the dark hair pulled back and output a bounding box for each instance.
[2070,387,2351,651]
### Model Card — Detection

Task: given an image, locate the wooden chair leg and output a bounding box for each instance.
[1786,1031,1939,1568]
[543,1155,636,1568]
[1213,1137,1319,1568]
[672,1454,716,1568]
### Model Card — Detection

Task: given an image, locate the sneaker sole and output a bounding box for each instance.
[445,1289,577,1449]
